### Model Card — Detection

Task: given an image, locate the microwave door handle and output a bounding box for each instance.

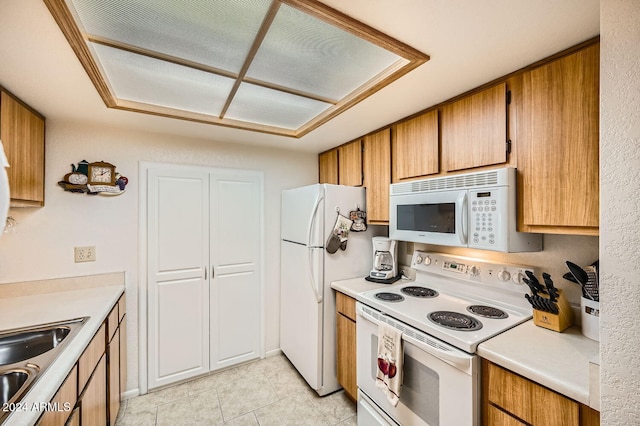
[357,306,473,373]
[457,192,468,245]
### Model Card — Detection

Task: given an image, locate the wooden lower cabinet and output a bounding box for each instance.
[335,292,357,401]
[36,294,125,426]
[482,359,599,426]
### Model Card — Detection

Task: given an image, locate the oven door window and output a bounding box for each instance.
[397,203,455,234]
[370,336,440,426]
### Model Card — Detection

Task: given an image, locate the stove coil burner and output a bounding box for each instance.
[401,286,439,298]
[467,305,508,319]
[428,311,483,331]
[374,292,405,302]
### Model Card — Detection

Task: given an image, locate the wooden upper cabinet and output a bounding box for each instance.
[338,139,363,186]
[516,43,599,235]
[392,110,439,182]
[318,149,338,184]
[363,129,391,224]
[0,90,46,206]
[441,82,508,172]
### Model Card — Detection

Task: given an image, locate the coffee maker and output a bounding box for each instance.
[370,237,398,280]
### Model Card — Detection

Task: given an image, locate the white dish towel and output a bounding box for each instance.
[375,321,403,406]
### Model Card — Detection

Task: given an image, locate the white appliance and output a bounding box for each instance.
[370,237,398,280]
[0,140,10,236]
[280,183,379,396]
[356,250,536,425]
[389,167,542,252]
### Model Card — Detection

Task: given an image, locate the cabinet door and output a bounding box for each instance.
[392,110,439,182]
[108,328,121,426]
[319,149,338,184]
[80,355,107,426]
[532,382,579,426]
[119,315,127,401]
[363,129,391,223]
[441,82,508,172]
[517,43,599,234]
[338,140,363,186]
[37,366,77,426]
[147,167,211,389]
[209,172,261,371]
[0,91,45,206]
[336,313,357,401]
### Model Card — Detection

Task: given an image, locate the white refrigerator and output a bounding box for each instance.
[280,184,379,396]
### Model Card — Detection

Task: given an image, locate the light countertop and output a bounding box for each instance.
[331,277,600,411]
[0,275,124,425]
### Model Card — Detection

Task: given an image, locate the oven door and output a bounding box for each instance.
[389,189,468,247]
[356,303,479,426]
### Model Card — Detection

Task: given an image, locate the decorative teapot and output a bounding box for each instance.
[71,160,89,175]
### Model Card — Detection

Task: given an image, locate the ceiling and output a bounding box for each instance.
[0,0,600,153]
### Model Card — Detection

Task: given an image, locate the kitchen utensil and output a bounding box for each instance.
[566,261,594,300]
[583,265,599,302]
[542,273,558,302]
[523,277,539,296]
[524,293,535,309]
[525,270,546,294]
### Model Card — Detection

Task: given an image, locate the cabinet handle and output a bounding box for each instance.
[204,267,207,280]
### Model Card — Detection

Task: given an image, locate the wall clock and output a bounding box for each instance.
[87,161,116,185]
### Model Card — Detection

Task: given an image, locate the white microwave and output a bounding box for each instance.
[389,167,542,252]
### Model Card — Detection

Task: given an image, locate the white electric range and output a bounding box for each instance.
[355,250,536,426]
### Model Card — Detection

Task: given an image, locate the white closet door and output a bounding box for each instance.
[210,172,262,370]
[147,167,210,389]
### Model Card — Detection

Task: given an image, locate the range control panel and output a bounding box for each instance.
[411,250,536,290]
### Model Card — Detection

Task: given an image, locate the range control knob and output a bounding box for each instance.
[422,255,432,266]
[497,269,511,282]
[415,255,424,265]
[468,265,480,276]
[512,271,526,285]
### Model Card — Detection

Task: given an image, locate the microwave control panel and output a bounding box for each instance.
[468,187,508,250]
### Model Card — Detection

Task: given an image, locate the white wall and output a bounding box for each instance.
[0,120,318,394]
[600,1,640,423]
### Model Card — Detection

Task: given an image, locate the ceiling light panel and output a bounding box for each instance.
[68,0,272,73]
[248,4,402,100]
[45,0,429,136]
[92,43,235,116]
[225,82,331,129]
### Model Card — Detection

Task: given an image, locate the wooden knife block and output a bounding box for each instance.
[532,289,574,332]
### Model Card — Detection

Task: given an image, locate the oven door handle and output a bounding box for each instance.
[358,306,474,374]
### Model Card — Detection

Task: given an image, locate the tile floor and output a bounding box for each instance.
[116,354,357,425]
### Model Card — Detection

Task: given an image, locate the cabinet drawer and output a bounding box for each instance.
[107,304,119,343]
[486,362,531,422]
[37,365,77,426]
[336,292,356,321]
[486,404,526,426]
[79,324,106,392]
[118,294,126,323]
[486,361,579,425]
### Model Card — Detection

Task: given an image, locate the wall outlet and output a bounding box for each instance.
[74,246,96,263]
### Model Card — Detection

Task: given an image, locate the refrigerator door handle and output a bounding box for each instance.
[307,193,324,247]
[306,192,324,303]
[307,248,322,303]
